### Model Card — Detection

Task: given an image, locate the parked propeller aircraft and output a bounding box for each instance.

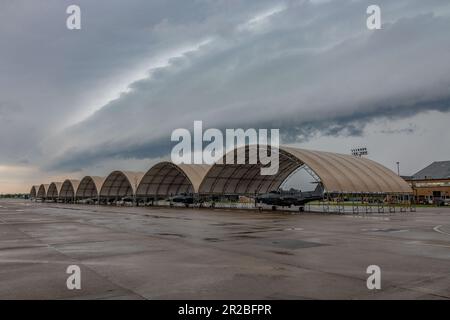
[256,183,324,209]
[169,193,194,205]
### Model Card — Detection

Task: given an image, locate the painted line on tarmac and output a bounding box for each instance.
[0,259,133,266]
[433,225,450,236]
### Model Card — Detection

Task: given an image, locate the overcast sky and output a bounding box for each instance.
[1,0,450,193]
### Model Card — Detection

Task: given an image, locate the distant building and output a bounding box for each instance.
[405,161,450,205]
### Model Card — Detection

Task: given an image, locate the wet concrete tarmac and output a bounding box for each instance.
[0,199,449,299]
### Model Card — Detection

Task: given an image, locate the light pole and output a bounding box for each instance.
[396,162,400,176]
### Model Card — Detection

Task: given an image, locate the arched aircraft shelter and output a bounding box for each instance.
[199,145,412,196]
[59,179,80,202]
[76,176,105,201]
[99,171,144,203]
[47,182,63,201]
[31,145,412,210]
[37,184,50,200]
[30,185,39,199]
[136,162,211,201]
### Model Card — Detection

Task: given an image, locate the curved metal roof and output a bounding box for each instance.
[76,176,105,198]
[282,146,411,193]
[199,145,412,195]
[100,171,145,197]
[47,182,63,199]
[136,162,211,197]
[60,179,81,199]
[37,184,50,198]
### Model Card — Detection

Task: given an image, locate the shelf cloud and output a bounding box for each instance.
[1,0,450,191]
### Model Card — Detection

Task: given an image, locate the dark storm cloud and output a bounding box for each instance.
[275,97,450,143]
[0,0,276,164]
[1,0,450,175]
[46,3,450,171]
[47,96,450,172]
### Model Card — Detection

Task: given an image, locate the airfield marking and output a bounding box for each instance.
[0,259,133,266]
[433,225,450,236]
